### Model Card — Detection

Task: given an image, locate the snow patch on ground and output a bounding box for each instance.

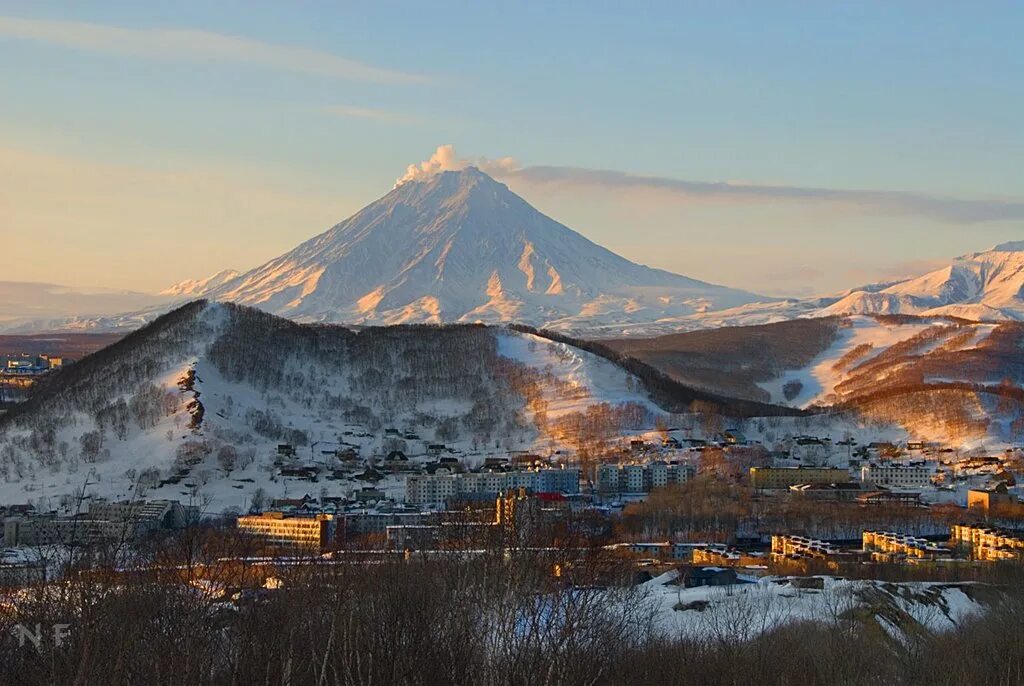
[641,574,990,642]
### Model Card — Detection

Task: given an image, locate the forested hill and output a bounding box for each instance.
[605,314,1024,443]
[509,324,805,418]
[1,300,778,509]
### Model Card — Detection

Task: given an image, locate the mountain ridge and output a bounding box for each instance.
[660,242,1024,334]
[606,313,1024,443]
[818,243,1024,320]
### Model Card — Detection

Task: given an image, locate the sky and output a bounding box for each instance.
[1,1,1021,298]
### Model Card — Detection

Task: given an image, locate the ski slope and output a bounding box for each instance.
[758,316,997,408]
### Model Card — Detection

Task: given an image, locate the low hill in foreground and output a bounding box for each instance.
[0,301,795,511]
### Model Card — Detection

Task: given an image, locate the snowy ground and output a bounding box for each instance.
[495,331,662,419]
[0,324,668,513]
[640,572,991,642]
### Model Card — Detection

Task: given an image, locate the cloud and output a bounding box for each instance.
[399,145,1024,225]
[0,15,430,84]
[323,105,418,125]
[498,165,1024,225]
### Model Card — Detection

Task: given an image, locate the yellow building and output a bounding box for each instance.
[770,534,839,561]
[236,512,331,551]
[692,546,767,568]
[950,524,1024,561]
[862,531,947,561]
[750,467,850,489]
[966,486,1017,514]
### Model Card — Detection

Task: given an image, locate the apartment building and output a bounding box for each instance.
[692,546,767,568]
[406,474,461,507]
[860,461,932,489]
[862,531,948,561]
[337,511,428,538]
[236,512,333,551]
[750,467,849,490]
[950,524,1024,561]
[770,535,840,562]
[597,461,695,494]
[4,517,151,547]
[2,499,190,547]
[405,467,580,507]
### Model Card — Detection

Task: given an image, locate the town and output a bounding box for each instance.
[5,422,1024,684]
[4,427,1024,579]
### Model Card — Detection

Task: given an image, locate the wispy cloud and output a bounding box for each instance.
[498,165,1024,225]
[0,15,430,84]
[322,105,419,125]
[397,145,1024,225]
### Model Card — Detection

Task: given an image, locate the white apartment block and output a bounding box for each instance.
[860,461,932,489]
[597,461,695,494]
[405,468,580,507]
[406,474,460,506]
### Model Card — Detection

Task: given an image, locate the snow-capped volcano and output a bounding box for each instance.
[818,242,1024,321]
[202,167,763,331]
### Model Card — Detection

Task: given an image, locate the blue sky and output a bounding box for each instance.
[1,1,1021,295]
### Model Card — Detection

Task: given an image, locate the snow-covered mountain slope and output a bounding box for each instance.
[161,269,241,297]
[755,316,1000,407]
[611,314,1024,444]
[824,242,1024,319]
[0,302,670,511]
[659,242,1024,334]
[495,332,661,420]
[200,167,764,333]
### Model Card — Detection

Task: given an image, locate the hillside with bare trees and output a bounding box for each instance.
[606,315,1024,442]
[0,301,796,510]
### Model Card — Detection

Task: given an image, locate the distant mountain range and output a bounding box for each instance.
[0,282,166,328]
[632,242,1024,334]
[2,166,1023,336]
[819,242,1024,321]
